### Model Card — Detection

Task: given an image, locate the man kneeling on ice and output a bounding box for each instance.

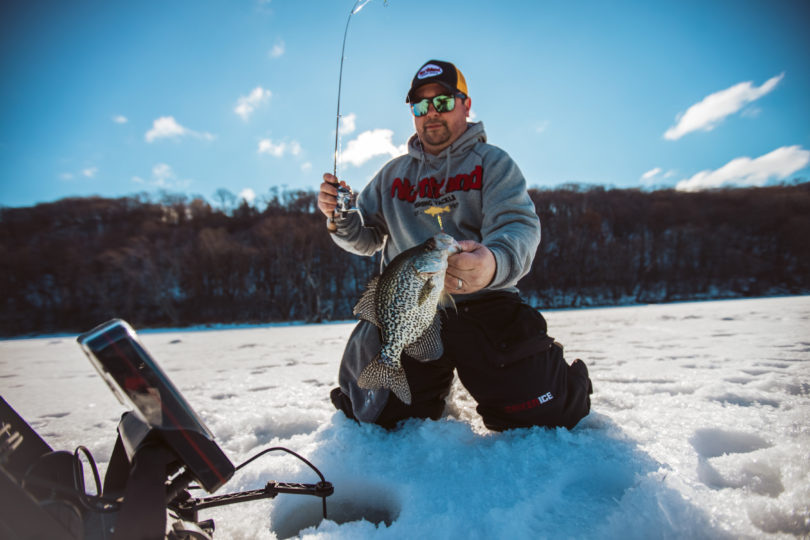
[318,59,592,431]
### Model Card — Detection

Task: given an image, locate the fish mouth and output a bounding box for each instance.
[434,233,461,254]
[412,233,461,275]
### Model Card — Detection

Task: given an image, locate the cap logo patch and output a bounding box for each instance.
[417,64,443,79]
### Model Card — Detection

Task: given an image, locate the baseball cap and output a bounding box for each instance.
[405,60,469,103]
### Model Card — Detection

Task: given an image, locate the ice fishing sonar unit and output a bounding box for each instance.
[0,319,334,539]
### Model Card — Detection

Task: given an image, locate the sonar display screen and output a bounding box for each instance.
[77,319,234,492]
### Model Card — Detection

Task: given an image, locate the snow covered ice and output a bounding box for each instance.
[2,296,809,538]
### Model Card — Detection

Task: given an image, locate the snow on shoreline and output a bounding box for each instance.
[1,296,808,538]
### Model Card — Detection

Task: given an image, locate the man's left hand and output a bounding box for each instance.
[445,240,496,294]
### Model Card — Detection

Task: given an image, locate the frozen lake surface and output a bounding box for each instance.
[2,296,809,538]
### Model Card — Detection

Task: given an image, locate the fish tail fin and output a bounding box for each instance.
[357,354,413,405]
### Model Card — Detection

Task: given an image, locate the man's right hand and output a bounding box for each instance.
[318,173,350,218]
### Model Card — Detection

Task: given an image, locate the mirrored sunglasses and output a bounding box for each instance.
[410,94,465,117]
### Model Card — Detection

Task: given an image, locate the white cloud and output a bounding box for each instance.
[676,145,810,191]
[258,139,284,157]
[112,115,128,124]
[60,167,99,180]
[269,40,285,58]
[152,163,174,185]
[664,73,784,140]
[301,162,312,172]
[641,167,662,181]
[145,116,214,143]
[340,113,357,134]
[338,129,406,167]
[258,138,302,157]
[145,116,185,142]
[640,167,678,187]
[132,163,192,190]
[239,188,256,204]
[235,87,272,121]
[535,121,549,135]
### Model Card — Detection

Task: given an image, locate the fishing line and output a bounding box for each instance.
[333,0,387,177]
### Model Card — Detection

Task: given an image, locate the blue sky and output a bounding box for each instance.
[2,0,809,209]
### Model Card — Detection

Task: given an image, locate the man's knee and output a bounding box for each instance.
[330,387,358,423]
[330,386,447,430]
[331,352,454,430]
[374,393,447,430]
[470,345,593,432]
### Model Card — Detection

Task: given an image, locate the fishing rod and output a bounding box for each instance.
[331,0,384,217]
[333,0,375,178]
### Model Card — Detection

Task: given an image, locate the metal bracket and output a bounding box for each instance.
[172,480,334,520]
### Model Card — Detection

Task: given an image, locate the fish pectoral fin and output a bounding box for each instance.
[404,314,444,362]
[353,276,381,326]
[417,280,435,306]
[438,290,457,312]
[357,354,412,405]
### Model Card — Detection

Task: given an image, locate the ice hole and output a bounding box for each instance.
[269,483,399,539]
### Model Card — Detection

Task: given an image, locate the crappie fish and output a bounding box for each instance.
[354,233,461,404]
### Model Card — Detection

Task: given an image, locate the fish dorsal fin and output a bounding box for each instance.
[404,313,444,362]
[353,275,380,327]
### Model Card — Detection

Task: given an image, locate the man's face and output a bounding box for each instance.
[412,82,471,155]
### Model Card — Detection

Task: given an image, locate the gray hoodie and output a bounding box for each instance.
[331,121,541,293]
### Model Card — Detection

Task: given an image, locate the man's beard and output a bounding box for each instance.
[419,120,451,147]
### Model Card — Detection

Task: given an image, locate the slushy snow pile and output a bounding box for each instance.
[2,296,808,538]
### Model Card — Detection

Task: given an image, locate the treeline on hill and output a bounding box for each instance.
[1,183,809,336]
